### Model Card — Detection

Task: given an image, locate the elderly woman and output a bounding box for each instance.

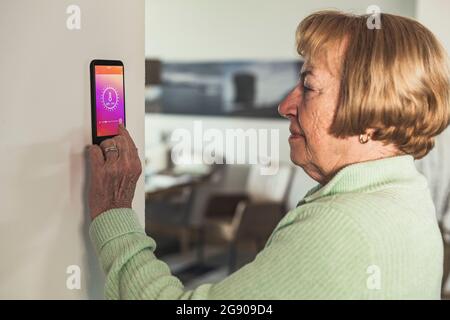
[88,11,450,299]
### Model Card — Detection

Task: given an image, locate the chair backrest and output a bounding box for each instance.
[245,163,293,202]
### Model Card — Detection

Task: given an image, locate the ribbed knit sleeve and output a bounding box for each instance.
[90,205,374,299]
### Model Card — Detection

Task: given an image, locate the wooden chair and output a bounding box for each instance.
[199,163,294,273]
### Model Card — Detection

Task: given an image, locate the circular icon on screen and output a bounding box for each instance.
[101,87,119,111]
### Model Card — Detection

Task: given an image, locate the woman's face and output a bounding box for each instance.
[278,49,357,184]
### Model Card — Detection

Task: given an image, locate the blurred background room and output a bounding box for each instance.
[143,0,450,297]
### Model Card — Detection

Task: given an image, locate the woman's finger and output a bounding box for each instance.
[100,139,119,163]
[89,145,105,168]
[113,135,134,166]
[113,135,128,150]
[118,124,138,151]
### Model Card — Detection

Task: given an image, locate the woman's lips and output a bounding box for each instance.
[289,134,304,140]
[289,131,305,140]
[289,125,305,140]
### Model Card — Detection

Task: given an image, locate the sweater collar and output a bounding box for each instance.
[298,154,418,205]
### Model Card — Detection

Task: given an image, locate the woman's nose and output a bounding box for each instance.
[278,86,301,119]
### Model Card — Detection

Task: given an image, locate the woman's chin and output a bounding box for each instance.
[288,135,308,165]
[289,135,305,150]
[290,149,305,166]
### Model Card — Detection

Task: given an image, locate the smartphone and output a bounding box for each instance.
[90,59,126,145]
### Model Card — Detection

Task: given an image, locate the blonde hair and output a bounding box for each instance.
[296,11,450,159]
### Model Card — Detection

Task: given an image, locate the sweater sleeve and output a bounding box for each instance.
[89,206,373,299]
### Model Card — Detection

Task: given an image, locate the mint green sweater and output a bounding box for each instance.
[90,155,443,299]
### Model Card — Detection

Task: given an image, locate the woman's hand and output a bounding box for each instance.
[88,124,142,220]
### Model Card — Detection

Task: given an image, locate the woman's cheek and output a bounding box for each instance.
[297,104,308,128]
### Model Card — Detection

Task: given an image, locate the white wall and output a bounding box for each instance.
[145,0,417,208]
[146,0,416,61]
[416,0,450,54]
[0,0,145,299]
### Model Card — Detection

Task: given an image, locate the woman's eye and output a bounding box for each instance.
[298,78,315,94]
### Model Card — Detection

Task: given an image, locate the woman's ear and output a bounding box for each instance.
[359,128,378,144]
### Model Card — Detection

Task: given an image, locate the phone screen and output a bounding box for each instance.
[94,65,125,137]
